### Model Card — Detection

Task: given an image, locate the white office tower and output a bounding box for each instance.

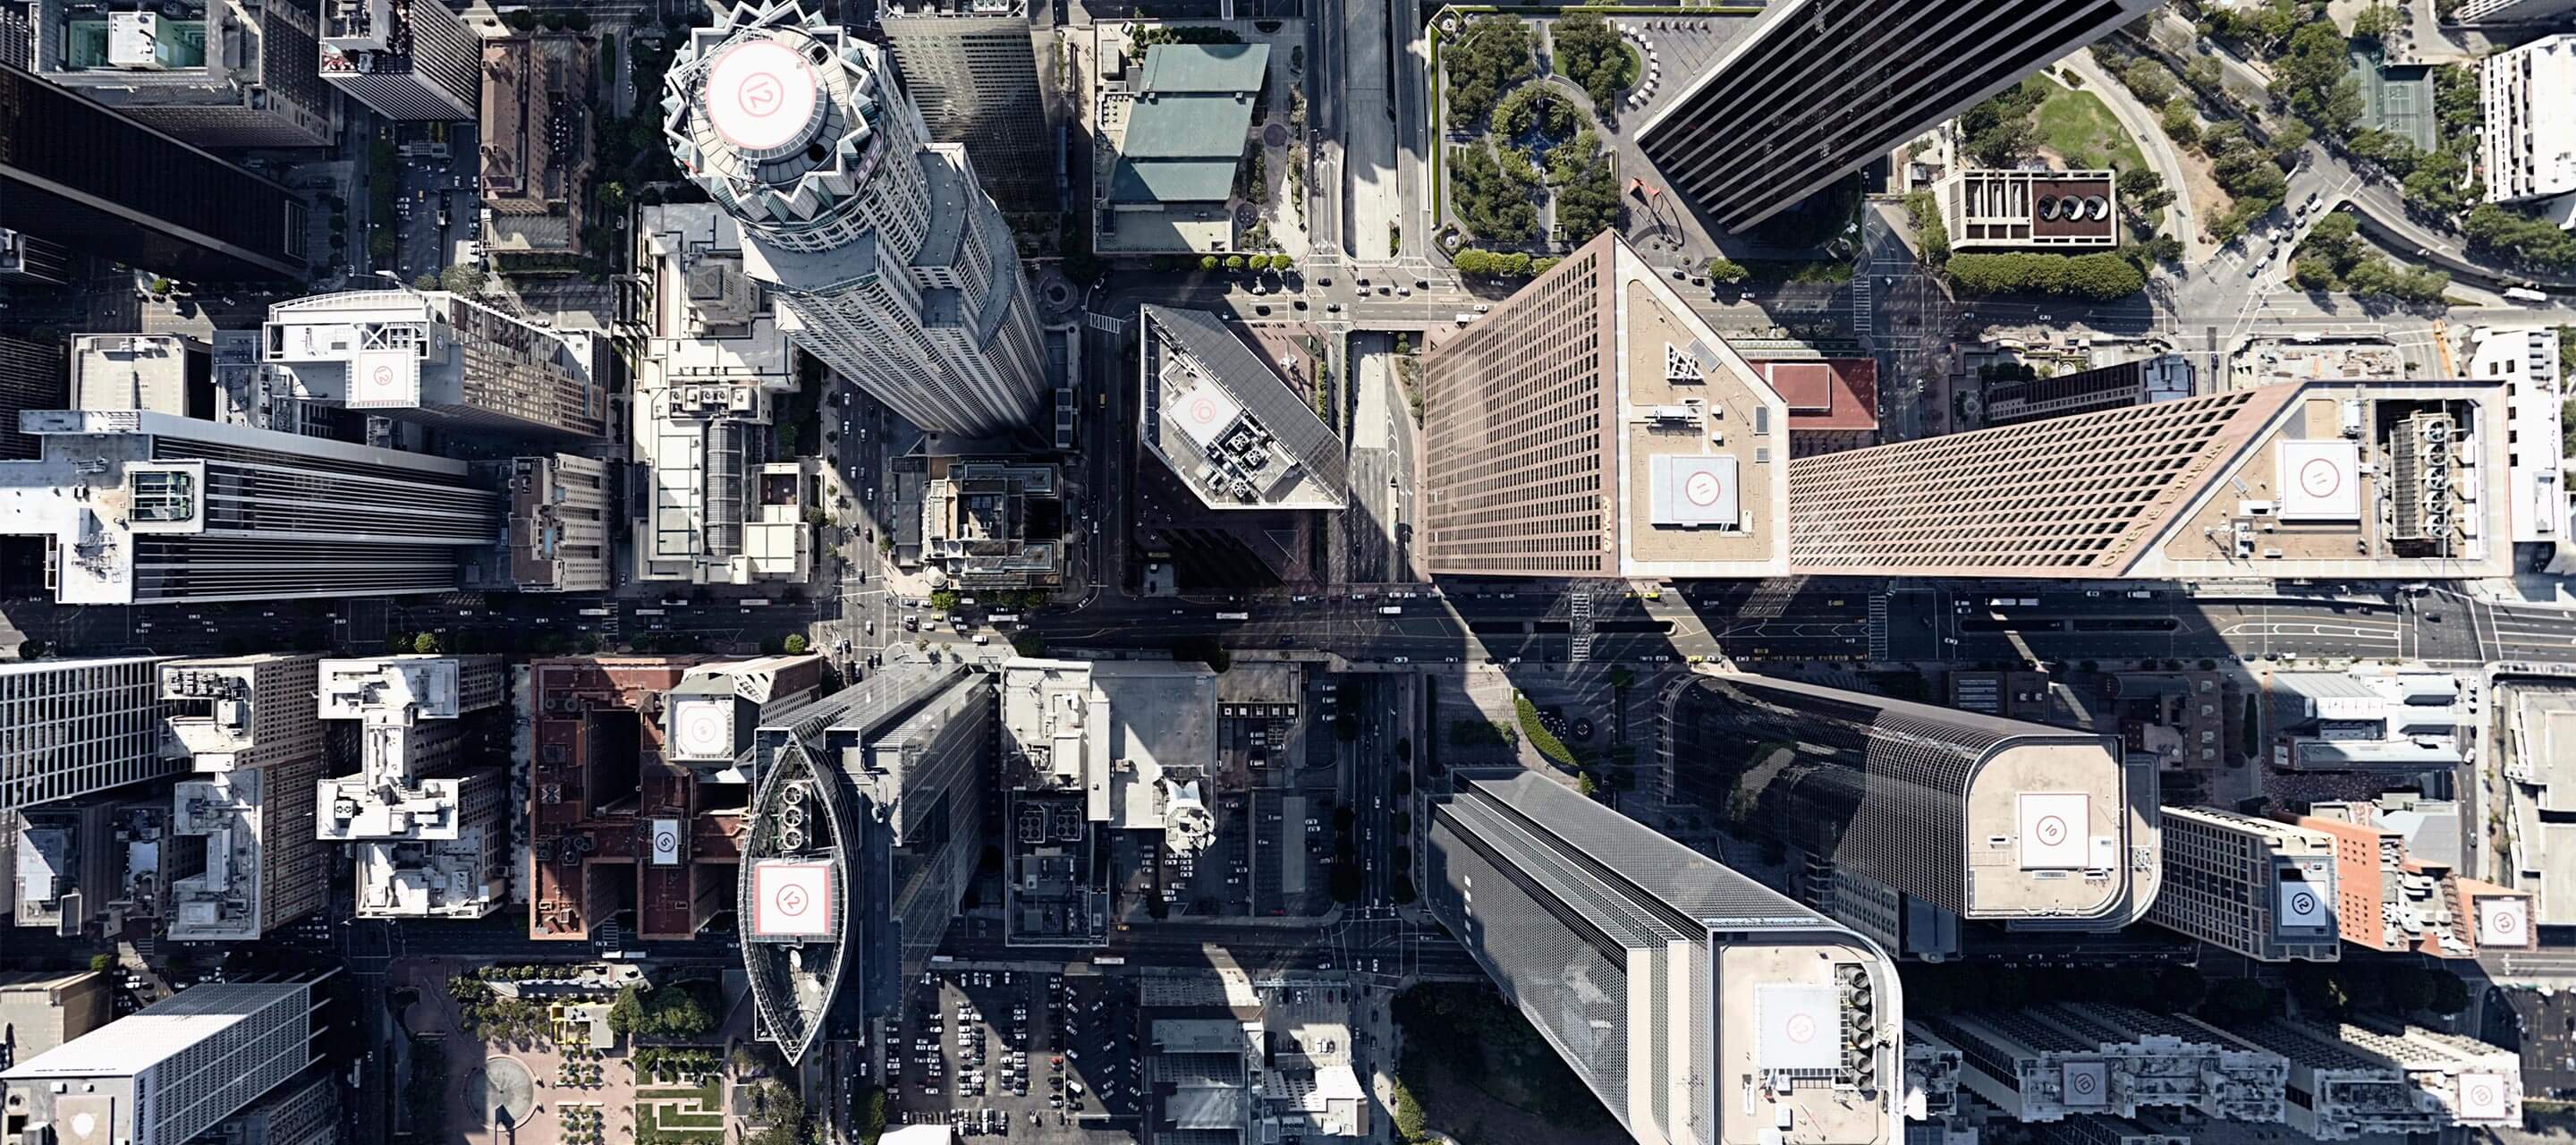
[189,1067,338,1145]
[0,980,324,1145]
[662,0,1048,437]
[161,655,330,942]
[1426,771,1903,1145]
[2482,35,2576,225]
[312,656,510,919]
[262,290,606,438]
[2467,327,2567,545]
[0,411,504,605]
[0,657,173,814]
[2460,0,2576,21]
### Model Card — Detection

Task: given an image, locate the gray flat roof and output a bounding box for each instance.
[1139,306,1348,507]
[1108,43,1267,205]
[1135,42,1268,92]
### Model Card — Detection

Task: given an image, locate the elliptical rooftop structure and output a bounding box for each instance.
[662,0,1047,437]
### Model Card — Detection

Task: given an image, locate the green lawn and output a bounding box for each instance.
[635,1102,725,1144]
[2032,76,2148,174]
[2029,75,2165,231]
[638,1081,721,1106]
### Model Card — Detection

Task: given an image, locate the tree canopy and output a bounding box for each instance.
[1449,144,1539,244]
[1553,156,1623,243]
[1959,78,2049,166]
[1549,13,1634,109]
[1946,251,2146,301]
[2270,21,2361,131]
[1444,18,1535,127]
[606,981,716,1039]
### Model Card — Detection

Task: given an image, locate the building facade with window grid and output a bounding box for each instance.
[2144,806,2340,963]
[880,0,1056,216]
[1419,230,1788,579]
[0,410,506,605]
[0,979,324,1145]
[318,0,479,120]
[0,656,175,813]
[0,64,307,282]
[1634,0,2157,230]
[1787,380,2512,580]
[1426,769,1902,1145]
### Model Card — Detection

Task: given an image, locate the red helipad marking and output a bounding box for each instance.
[369,365,395,389]
[1191,398,1217,423]
[738,73,784,116]
[2300,457,2343,497]
[1783,1014,1818,1043]
[1684,471,1724,506]
[773,884,809,917]
[2035,815,2068,845]
[703,38,820,150]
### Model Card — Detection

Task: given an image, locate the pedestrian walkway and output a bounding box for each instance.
[1851,268,1873,339]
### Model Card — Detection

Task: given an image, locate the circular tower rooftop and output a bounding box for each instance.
[663,0,907,235]
[700,37,825,157]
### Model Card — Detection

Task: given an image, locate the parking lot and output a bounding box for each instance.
[1250,789,1333,916]
[884,969,1142,1140]
[1154,804,1251,917]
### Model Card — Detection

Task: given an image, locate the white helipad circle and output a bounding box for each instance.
[674,708,727,755]
[368,364,396,391]
[1683,471,1724,506]
[2036,815,2068,845]
[1189,398,1220,426]
[2492,905,2523,935]
[773,884,810,917]
[1783,1014,1818,1044]
[71,1114,96,1139]
[704,38,820,151]
[2299,457,2343,497]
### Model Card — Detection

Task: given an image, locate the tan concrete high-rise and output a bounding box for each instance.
[2145,806,2340,963]
[1419,231,1788,579]
[162,654,331,942]
[1788,380,2512,580]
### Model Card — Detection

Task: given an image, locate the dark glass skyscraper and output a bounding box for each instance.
[0,64,307,281]
[1636,0,2158,230]
[1658,674,2157,929]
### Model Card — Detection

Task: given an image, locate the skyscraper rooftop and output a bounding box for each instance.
[1788,380,2512,580]
[1427,770,1902,1145]
[1661,673,2157,928]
